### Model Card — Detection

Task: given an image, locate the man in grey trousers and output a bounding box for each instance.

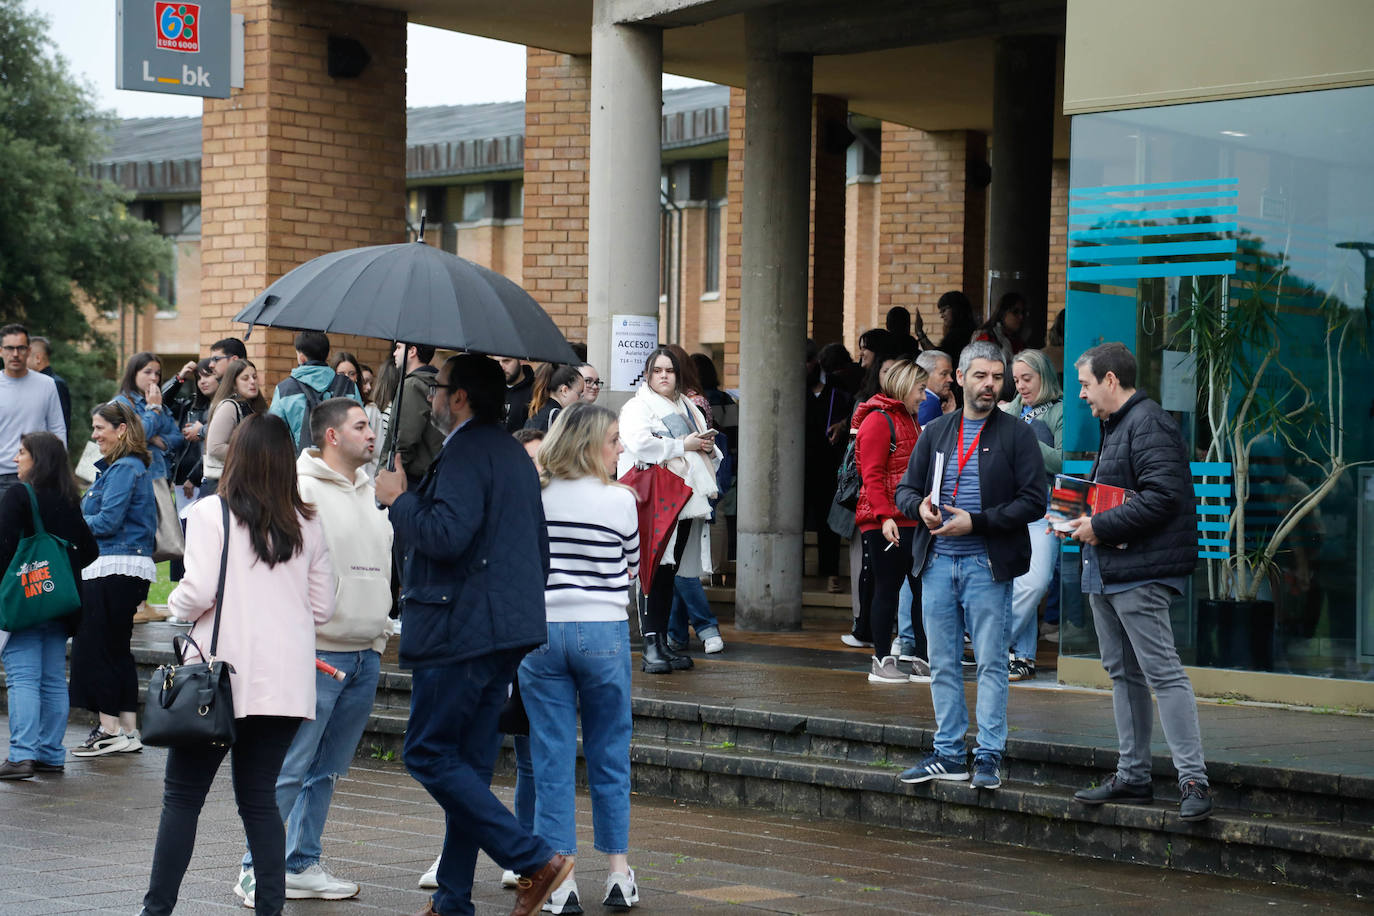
[1063,342,1213,822]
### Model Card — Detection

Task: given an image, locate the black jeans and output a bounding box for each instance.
[142,716,302,916]
[861,527,926,659]
[644,519,693,636]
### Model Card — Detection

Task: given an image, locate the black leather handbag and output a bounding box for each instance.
[142,499,237,749]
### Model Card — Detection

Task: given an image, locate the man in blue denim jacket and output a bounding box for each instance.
[376,353,568,916]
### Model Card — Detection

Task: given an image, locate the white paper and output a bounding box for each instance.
[1161,350,1197,413]
[930,451,946,510]
[609,314,660,393]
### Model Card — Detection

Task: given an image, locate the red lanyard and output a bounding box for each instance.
[950,417,984,501]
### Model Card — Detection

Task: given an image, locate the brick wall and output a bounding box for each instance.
[1047,159,1069,326]
[877,125,989,339]
[522,48,591,347]
[810,95,847,347]
[843,177,881,351]
[721,87,746,386]
[199,0,405,388]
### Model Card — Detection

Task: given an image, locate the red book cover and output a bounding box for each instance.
[1046,475,1135,533]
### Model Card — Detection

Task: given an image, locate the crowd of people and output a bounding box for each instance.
[0,304,1216,914]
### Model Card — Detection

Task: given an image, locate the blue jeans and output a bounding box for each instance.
[513,735,534,833]
[520,620,633,856]
[242,649,381,873]
[897,580,915,652]
[407,650,552,915]
[922,552,1012,762]
[1010,521,1057,661]
[668,575,720,645]
[3,620,70,766]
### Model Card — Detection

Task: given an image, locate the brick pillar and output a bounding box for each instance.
[199,0,405,386]
[843,176,881,350]
[877,125,989,338]
[1047,159,1069,325]
[523,48,591,346]
[722,87,746,386]
[809,95,847,347]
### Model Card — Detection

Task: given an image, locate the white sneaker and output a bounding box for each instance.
[118,730,143,753]
[542,875,582,914]
[890,638,904,658]
[603,868,639,908]
[418,853,441,888]
[233,867,256,908]
[867,656,906,684]
[840,633,874,648]
[703,635,724,654]
[285,863,359,900]
[71,727,130,757]
[501,869,520,888]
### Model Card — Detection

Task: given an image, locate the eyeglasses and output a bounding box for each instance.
[424,382,458,402]
[582,378,602,388]
[1,345,30,354]
[208,354,228,363]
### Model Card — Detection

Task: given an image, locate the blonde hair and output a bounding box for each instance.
[879,359,928,404]
[538,402,619,487]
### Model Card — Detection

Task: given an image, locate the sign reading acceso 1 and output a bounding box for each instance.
[116,1,232,99]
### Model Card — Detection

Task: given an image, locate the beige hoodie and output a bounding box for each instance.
[296,449,393,654]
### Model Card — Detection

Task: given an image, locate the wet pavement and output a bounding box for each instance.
[0,721,1363,915]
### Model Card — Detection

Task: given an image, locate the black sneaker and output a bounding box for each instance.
[1008,658,1036,681]
[1179,779,1214,822]
[971,756,1002,789]
[1074,774,1153,805]
[899,753,969,784]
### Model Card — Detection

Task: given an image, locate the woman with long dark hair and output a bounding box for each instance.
[525,364,586,432]
[916,290,978,365]
[975,291,1029,399]
[141,413,334,916]
[0,433,98,779]
[70,401,157,757]
[114,351,184,482]
[521,403,641,912]
[201,359,267,496]
[618,346,720,674]
[852,360,930,684]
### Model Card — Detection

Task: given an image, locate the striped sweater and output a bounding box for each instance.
[541,476,640,622]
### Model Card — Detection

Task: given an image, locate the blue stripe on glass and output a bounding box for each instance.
[1197,521,1230,532]
[1071,190,1239,210]
[1200,550,1229,559]
[1069,177,1240,198]
[1069,240,1236,262]
[1068,261,1237,282]
[1196,505,1230,516]
[1069,223,1238,242]
[1194,483,1233,498]
[1191,462,1232,474]
[1069,205,1238,225]
[1063,460,1093,474]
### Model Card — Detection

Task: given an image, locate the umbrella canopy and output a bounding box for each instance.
[233,242,578,364]
[619,463,694,594]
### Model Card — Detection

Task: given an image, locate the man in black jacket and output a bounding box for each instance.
[894,341,1045,791]
[497,356,536,433]
[1064,342,1212,822]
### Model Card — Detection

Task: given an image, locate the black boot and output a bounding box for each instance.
[641,634,673,674]
[660,638,695,670]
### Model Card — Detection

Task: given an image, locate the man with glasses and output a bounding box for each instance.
[577,363,602,403]
[0,324,66,500]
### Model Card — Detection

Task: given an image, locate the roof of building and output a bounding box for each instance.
[94,84,730,195]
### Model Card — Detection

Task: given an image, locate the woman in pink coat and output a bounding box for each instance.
[140,413,334,916]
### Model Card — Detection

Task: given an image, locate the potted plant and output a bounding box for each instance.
[1169,236,1371,669]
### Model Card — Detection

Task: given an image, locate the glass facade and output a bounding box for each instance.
[1062,85,1374,682]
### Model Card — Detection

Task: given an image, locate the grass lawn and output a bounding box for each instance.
[148,561,175,605]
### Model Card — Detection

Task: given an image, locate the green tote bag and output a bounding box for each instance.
[0,484,82,632]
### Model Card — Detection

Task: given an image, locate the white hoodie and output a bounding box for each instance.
[296,449,394,654]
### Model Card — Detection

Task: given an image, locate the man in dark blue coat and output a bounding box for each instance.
[376,353,571,916]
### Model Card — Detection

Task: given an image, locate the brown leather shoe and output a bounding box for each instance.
[412,899,441,916]
[510,854,574,916]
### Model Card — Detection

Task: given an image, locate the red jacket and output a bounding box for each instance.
[852,394,919,532]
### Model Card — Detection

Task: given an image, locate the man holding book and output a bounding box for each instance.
[1065,342,1212,822]
[893,340,1046,790]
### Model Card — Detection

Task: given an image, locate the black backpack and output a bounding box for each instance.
[833,409,895,511]
[275,373,358,453]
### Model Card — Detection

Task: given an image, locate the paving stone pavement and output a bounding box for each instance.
[0,721,1363,914]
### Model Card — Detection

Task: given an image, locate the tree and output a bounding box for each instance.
[0,0,173,453]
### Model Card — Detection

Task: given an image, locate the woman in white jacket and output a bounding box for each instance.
[618,347,721,674]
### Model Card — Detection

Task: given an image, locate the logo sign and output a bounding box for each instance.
[155,3,200,53]
[116,0,231,99]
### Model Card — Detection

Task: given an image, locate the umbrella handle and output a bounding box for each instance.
[382,342,406,473]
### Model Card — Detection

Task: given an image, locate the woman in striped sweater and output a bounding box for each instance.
[520,403,641,913]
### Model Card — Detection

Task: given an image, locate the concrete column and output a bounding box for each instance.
[986,35,1057,344]
[735,12,813,631]
[587,0,662,407]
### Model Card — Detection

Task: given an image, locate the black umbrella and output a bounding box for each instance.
[233,241,578,365]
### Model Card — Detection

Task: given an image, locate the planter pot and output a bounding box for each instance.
[1196,599,1276,671]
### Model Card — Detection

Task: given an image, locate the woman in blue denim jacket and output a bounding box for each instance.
[113,352,184,481]
[69,400,158,758]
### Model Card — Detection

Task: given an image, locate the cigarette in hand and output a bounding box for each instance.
[316,658,347,682]
[884,540,896,551]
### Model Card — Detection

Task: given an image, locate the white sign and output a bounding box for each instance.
[610,315,659,392]
[1161,350,1197,413]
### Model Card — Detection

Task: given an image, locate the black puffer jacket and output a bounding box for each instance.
[1088,391,1197,583]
